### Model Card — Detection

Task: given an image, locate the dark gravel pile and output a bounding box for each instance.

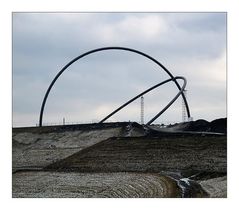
[166,118,227,134]
[45,135,226,173]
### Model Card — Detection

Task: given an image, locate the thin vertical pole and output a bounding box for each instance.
[141,96,144,124]
[182,90,187,122]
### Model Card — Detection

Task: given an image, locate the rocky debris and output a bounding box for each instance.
[12,172,180,198]
[122,122,146,137]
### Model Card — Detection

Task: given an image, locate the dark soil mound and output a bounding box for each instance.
[209,118,227,133]
[173,118,227,134]
[184,119,210,132]
[45,135,226,173]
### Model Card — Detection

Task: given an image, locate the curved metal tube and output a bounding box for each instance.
[39,47,190,126]
[147,76,186,125]
[99,76,186,125]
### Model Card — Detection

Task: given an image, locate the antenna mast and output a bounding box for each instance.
[182,90,187,122]
[141,96,144,124]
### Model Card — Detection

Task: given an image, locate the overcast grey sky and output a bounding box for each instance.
[12,12,226,127]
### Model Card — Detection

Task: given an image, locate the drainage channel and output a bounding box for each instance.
[161,171,208,198]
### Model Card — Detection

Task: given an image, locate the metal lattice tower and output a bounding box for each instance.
[182,90,187,122]
[141,96,144,124]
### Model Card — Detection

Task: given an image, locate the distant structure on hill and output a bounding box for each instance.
[39,47,191,126]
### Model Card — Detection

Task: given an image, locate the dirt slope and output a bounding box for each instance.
[46,135,226,173]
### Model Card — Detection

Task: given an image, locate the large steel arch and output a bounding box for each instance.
[39,47,190,127]
[99,76,187,125]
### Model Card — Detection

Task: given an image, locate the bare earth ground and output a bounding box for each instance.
[12,122,227,198]
[12,126,124,171]
[199,176,227,198]
[12,172,180,198]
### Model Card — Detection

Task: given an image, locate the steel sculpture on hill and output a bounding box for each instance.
[39,47,191,127]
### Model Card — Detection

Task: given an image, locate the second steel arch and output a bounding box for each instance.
[99,76,187,125]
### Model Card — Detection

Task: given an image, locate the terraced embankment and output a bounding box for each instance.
[46,136,226,173]
[13,122,143,172]
[12,121,227,198]
[12,172,180,198]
